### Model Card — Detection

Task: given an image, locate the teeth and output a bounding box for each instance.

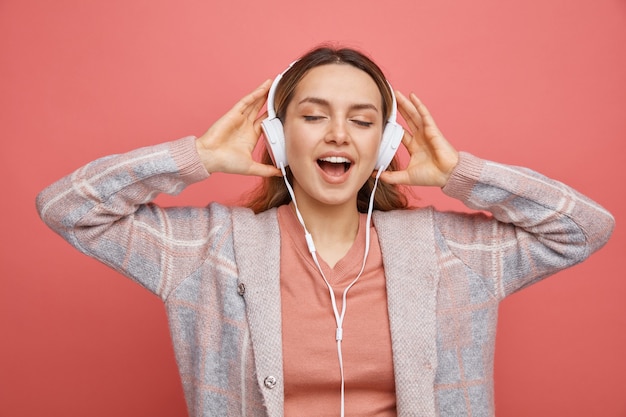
[319,156,351,164]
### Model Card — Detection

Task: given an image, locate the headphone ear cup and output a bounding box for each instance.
[376,121,404,170]
[261,117,288,168]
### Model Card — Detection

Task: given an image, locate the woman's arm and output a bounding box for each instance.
[36,80,280,299]
[36,137,215,299]
[437,152,614,298]
[385,91,614,298]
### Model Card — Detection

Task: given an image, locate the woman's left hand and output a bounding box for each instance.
[379,91,459,188]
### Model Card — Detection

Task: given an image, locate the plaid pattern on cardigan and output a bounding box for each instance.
[37,136,614,416]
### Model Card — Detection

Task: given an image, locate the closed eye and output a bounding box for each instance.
[303,115,325,122]
[351,119,374,127]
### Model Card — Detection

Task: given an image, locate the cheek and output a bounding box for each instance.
[283,125,311,164]
[363,132,383,161]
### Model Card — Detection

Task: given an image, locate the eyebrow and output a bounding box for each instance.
[297,97,379,113]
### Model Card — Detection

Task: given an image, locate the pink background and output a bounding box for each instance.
[1,0,625,415]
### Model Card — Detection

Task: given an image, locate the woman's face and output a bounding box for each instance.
[282,64,384,210]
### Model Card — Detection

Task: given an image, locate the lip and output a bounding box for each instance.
[315,152,354,184]
[316,151,355,163]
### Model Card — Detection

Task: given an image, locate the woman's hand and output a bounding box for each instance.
[379,91,459,188]
[195,80,282,177]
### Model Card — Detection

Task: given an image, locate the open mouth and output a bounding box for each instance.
[317,156,352,176]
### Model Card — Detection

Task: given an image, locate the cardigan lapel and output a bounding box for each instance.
[374,208,439,417]
[231,207,284,417]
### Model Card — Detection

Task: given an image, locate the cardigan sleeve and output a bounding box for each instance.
[35,136,220,300]
[436,152,614,299]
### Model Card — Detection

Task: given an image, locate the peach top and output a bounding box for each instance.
[278,204,397,416]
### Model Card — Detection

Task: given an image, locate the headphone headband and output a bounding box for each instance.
[265,61,295,120]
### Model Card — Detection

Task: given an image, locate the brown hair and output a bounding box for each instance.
[246,45,409,213]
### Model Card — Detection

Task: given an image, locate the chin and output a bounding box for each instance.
[312,190,359,209]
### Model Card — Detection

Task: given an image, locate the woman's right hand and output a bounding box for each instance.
[195,79,282,177]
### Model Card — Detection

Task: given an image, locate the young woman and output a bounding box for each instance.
[36,46,614,417]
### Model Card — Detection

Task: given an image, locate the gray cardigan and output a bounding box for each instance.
[37,137,614,416]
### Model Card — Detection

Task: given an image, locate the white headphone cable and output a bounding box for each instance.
[280,163,385,417]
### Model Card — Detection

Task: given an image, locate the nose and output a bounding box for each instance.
[326,118,349,145]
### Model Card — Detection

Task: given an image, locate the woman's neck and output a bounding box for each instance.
[289,199,360,268]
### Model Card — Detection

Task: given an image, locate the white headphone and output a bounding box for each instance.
[261,62,404,172]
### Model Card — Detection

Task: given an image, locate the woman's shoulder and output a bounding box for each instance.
[373,207,437,232]
[374,206,434,219]
[373,206,485,236]
[229,205,280,235]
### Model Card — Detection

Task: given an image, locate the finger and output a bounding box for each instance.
[395,90,424,138]
[247,161,282,178]
[393,96,424,154]
[409,93,440,132]
[253,111,269,137]
[377,169,411,185]
[255,110,269,125]
[235,79,272,119]
[248,80,272,115]
[398,128,421,155]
